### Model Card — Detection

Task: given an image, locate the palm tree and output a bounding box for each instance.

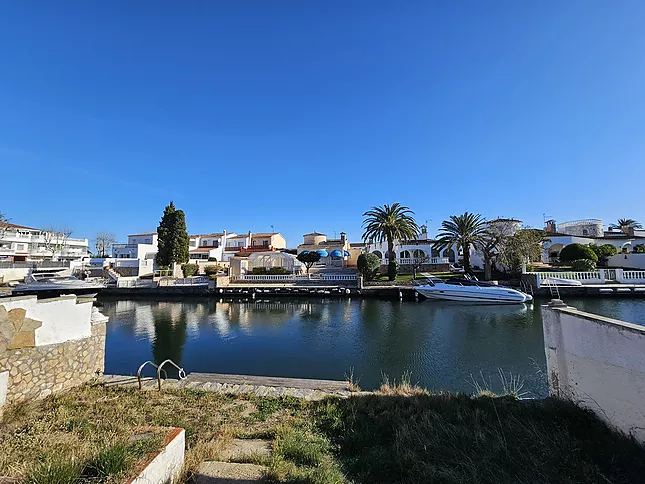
[362,203,419,281]
[608,218,642,232]
[434,212,487,273]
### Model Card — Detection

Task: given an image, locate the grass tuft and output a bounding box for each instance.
[344,366,361,392]
[24,460,82,484]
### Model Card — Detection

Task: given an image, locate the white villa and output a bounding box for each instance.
[365,225,452,272]
[111,233,158,276]
[543,219,645,263]
[0,222,89,263]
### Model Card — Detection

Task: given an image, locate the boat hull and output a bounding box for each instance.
[12,286,102,299]
[416,286,530,304]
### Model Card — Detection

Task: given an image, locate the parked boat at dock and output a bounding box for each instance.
[414,276,532,304]
[13,273,104,299]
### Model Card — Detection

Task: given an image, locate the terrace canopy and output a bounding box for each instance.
[248,251,304,272]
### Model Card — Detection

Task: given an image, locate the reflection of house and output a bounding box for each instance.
[0,222,89,262]
[296,232,359,268]
[365,225,451,272]
[542,219,645,262]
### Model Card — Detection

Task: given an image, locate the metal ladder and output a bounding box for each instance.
[136,359,187,391]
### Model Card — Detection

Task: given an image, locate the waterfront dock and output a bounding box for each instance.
[100,372,352,400]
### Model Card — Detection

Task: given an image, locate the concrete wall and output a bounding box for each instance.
[542,302,645,441]
[0,295,108,410]
[130,428,185,484]
[0,267,29,283]
[608,253,645,269]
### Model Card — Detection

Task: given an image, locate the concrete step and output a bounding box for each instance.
[194,462,266,484]
[219,439,272,462]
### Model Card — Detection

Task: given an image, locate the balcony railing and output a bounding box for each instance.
[224,245,272,253]
[392,257,450,265]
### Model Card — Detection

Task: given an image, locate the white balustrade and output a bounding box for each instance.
[230,274,358,283]
[622,271,645,283]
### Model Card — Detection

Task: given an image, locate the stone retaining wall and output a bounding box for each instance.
[0,296,108,410]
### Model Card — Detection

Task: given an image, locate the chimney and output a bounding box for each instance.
[248,230,252,248]
[340,231,346,244]
[545,220,556,234]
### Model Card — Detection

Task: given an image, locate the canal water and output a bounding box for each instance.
[99,297,645,396]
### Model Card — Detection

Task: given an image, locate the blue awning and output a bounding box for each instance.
[344,250,350,257]
[330,249,343,257]
[300,250,309,255]
[316,249,329,257]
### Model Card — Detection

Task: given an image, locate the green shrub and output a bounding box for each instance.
[525,263,535,273]
[268,267,287,275]
[204,265,219,276]
[589,244,618,262]
[633,244,645,253]
[559,243,598,263]
[251,267,267,275]
[571,259,597,271]
[208,257,218,261]
[357,253,380,281]
[181,263,199,277]
[387,260,398,281]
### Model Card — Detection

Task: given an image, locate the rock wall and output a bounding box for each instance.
[0,296,107,409]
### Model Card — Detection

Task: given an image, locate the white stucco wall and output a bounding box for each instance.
[0,295,93,346]
[131,429,185,484]
[607,253,645,269]
[542,303,645,441]
[0,371,8,415]
[0,267,30,283]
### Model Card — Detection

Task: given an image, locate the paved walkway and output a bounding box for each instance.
[99,372,352,400]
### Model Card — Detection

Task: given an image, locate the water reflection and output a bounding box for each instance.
[99,297,645,395]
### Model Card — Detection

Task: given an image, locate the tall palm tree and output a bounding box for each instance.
[608,218,642,232]
[362,203,419,280]
[434,212,487,272]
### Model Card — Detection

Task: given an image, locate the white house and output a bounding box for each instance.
[0,222,89,263]
[542,219,645,263]
[111,233,158,276]
[365,225,452,273]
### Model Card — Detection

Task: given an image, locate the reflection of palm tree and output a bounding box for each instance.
[151,304,188,367]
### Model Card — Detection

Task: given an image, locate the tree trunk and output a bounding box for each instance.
[463,242,471,273]
[484,253,492,281]
[387,238,396,281]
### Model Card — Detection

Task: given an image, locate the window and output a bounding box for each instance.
[213,241,219,248]
[582,229,589,235]
[16,244,25,251]
[413,249,425,259]
[263,240,269,247]
[400,250,411,259]
[190,240,196,247]
[372,250,383,259]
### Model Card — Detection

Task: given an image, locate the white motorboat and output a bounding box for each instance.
[414,276,532,304]
[13,273,104,299]
[540,277,582,287]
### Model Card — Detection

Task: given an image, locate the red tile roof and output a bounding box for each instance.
[190,247,216,252]
[191,233,224,238]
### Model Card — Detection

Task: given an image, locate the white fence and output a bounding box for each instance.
[397,257,450,265]
[158,276,210,286]
[529,269,645,288]
[230,274,358,283]
[116,278,157,288]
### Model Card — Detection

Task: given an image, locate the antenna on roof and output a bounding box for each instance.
[271,224,275,234]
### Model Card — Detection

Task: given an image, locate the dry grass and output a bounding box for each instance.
[3,383,645,483]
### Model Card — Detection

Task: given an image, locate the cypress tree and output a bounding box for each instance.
[156,202,175,267]
[156,201,189,267]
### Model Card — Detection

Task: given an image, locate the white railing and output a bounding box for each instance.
[623,271,645,281]
[230,274,358,283]
[397,257,449,265]
[528,269,645,287]
[158,276,210,286]
[116,278,157,288]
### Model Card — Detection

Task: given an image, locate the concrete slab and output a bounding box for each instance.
[194,462,265,484]
[219,439,272,462]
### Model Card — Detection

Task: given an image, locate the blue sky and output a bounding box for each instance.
[1,1,644,248]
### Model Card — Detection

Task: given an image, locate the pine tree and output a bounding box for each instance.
[156,201,189,267]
